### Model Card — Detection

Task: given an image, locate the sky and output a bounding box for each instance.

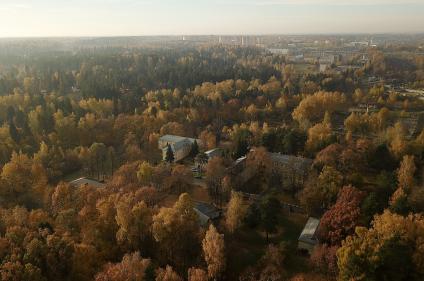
[0,0,423,37]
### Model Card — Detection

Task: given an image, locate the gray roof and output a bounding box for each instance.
[194,209,212,226]
[162,138,192,153]
[235,156,247,165]
[270,153,313,170]
[69,177,106,188]
[194,201,221,226]
[205,148,223,158]
[298,217,320,245]
[227,156,247,172]
[159,135,190,143]
[160,135,198,144]
[160,135,200,152]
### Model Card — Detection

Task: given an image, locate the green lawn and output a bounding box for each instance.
[226,226,267,280]
[278,213,311,275]
[225,210,311,279]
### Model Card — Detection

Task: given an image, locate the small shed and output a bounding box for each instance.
[298,217,320,254]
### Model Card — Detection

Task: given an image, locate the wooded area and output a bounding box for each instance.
[0,37,423,281]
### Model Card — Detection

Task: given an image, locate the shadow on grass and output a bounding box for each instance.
[225,212,311,280]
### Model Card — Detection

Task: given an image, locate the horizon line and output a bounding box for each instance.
[1,32,424,40]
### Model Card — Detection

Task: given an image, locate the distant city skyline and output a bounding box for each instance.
[0,0,423,37]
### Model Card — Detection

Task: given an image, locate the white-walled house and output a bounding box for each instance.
[159,135,200,162]
[298,217,320,254]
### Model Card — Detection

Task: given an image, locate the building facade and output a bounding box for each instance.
[159,135,200,162]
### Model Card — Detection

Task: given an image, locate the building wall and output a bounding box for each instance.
[162,142,191,162]
[176,144,191,161]
[159,139,176,149]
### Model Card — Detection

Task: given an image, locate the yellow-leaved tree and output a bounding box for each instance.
[202,224,225,280]
[337,211,424,281]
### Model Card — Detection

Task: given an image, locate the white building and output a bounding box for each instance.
[159,135,200,162]
[298,217,320,254]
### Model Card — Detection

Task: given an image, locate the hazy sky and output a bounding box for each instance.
[0,0,423,37]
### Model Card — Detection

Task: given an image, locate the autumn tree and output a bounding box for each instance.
[115,194,152,252]
[123,132,144,163]
[137,161,154,186]
[397,155,416,191]
[72,243,103,281]
[225,191,247,234]
[0,262,45,281]
[155,266,183,281]
[187,268,208,281]
[232,129,252,159]
[160,122,185,136]
[319,186,365,245]
[202,224,226,280]
[344,112,372,135]
[245,147,272,191]
[0,151,48,208]
[388,155,417,215]
[387,122,409,159]
[299,166,343,215]
[89,142,108,180]
[164,165,192,194]
[88,194,119,260]
[33,142,68,181]
[292,91,346,128]
[337,211,424,281]
[258,244,287,281]
[306,121,334,153]
[260,195,282,241]
[389,187,410,215]
[152,193,200,270]
[51,182,74,215]
[205,157,227,205]
[313,143,343,169]
[199,130,217,151]
[239,243,287,281]
[94,252,152,281]
[310,244,338,276]
[53,110,78,148]
[360,171,395,225]
[368,143,397,171]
